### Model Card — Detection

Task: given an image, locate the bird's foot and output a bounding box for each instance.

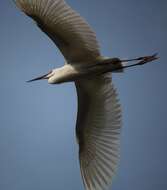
[134,53,159,65]
[119,53,159,71]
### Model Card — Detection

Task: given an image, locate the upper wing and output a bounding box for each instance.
[15,0,101,63]
[75,75,122,190]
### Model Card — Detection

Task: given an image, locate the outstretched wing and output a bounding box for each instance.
[75,75,122,190]
[15,0,100,63]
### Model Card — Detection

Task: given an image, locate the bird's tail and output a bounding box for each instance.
[112,61,124,73]
[97,57,125,73]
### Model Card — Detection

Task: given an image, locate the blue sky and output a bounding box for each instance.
[0,0,166,190]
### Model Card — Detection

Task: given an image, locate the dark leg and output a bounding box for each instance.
[113,53,159,72]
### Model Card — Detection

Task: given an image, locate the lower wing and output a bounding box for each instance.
[75,75,122,190]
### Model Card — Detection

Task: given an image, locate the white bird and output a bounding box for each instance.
[14,0,158,189]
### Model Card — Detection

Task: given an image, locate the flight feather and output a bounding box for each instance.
[15,0,100,63]
[75,75,122,190]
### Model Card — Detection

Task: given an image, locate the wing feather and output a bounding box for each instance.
[75,75,122,190]
[15,0,100,63]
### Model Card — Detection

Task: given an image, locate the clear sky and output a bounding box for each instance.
[0,0,166,190]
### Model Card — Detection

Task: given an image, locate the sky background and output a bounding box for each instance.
[0,0,166,190]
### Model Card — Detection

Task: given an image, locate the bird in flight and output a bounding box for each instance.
[14,0,158,189]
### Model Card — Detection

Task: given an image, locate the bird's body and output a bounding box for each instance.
[45,57,122,84]
[14,0,158,189]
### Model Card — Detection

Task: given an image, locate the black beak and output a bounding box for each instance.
[27,71,52,82]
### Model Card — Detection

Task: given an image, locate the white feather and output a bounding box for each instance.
[15,0,100,63]
[75,75,122,190]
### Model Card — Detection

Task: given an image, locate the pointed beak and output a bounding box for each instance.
[27,71,52,82]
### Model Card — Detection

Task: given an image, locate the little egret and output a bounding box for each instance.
[14,0,158,189]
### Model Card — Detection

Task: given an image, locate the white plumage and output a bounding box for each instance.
[14,0,158,189]
[76,76,121,190]
[15,0,100,63]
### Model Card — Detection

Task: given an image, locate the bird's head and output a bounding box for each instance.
[27,70,55,83]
